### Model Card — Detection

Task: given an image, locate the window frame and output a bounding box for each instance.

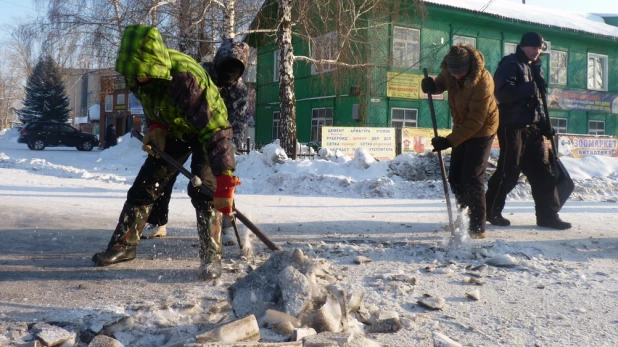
[588,120,605,135]
[587,53,608,91]
[311,32,338,75]
[272,111,281,141]
[453,35,476,48]
[392,26,421,69]
[105,95,113,112]
[550,50,568,86]
[311,107,334,142]
[273,49,280,82]
[504,42,517,56]
[390,108,418,128]
[550,117,568,134]
[116,93,126,105]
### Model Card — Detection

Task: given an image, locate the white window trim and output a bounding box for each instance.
[550,117,568,134]
[392,26,420,69]
[272,111,280,140]
[311,32,338,75]
[390,107,418,128]
[550,50,568,86]
[311,107,334,142]
[453,35,476,48]
[105,95,113,112]
[504,42,517,57]
[117,94,125,105]
[273,49,280,82]
[587,53,608,91]
[588,120,605,135]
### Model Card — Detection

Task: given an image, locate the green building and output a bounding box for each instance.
[248,1,618,146]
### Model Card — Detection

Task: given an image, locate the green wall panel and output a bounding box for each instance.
[569,111,588,133]
[477,37,502,74]
[568,52,587,89]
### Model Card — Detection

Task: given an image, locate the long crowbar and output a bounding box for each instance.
[423,69,457,241]
[132,129,282,251]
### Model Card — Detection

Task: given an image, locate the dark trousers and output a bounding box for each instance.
[448,135,495,233]
[485,125,560,218]
[148,173,178,226]
[126,136,215,210]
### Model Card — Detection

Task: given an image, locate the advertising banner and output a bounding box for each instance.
[548,88,618,114]
[401,127,452,154]
[322,126,396,160]
[129,93,144,115]
[386,72,421,99]
[556,134,618,158]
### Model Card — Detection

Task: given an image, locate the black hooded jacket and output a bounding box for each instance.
[493,45,544,128]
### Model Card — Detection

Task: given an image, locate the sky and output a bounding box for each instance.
[1,126,618,346]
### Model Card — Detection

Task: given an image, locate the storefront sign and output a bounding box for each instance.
[548,88,618,114]
[322,126,396,160]
[387,72,421,99]
[556,134,618,158]
[401,127,452,154]
[129,93,144,115]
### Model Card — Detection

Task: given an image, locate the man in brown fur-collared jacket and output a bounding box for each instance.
[421,44,499,239]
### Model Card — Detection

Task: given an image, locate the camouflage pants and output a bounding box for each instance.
[107,135,220,249]
[196,205,223,264]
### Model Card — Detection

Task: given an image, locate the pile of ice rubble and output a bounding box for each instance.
[0,246,497,347]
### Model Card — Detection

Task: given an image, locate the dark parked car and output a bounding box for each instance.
[17,121,98,151]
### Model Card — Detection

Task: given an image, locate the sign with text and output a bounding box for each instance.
[322,126,396,160]
[387,72,421,99]
[548,88,618,114]
[556,134,618,158]
[129,93,144,115]
[401,127,453,154]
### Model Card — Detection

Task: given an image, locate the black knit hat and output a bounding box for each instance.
[446,45,471,75]
[520,32,544,47]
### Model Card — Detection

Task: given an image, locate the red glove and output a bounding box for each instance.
[213,176,240,215]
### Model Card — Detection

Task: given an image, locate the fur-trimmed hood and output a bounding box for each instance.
[439,43,486,89]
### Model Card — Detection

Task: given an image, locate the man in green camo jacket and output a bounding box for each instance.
[92,24,244,280]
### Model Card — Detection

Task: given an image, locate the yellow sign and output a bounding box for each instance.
[387,72,420,99]
[401,127,453,154]
[322,126,396,160]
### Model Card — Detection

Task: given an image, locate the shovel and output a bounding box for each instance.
[423,69,457,241]
[132,129,282,251]
[539,88,574,207]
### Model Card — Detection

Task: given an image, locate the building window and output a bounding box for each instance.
[311,107,333,142]
[392,26,420,69]
[273,49,280,82]
[105,95,113,112]
[504,42,517,56]
[589,120,605,135]
[272,111,280,140]
[114,79,126,90]
[311,32,338,75]
[391,108,418,128]
[453,35,476,48]
[550,117,568,134]
[587,53,608,91]
[117,94,125,105]
[550,51,568,85]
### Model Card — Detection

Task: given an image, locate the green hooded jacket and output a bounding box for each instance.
[115,24,234,175]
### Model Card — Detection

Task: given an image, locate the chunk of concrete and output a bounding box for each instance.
[262,309,301,328]
[433,331,462,347]
[31,323,76,347]
[278,266,312,317]
[312,294,342,333]
[367,310,402,333]
[88,335,125,347]
[196,315,260,343]
[292,327,317,341]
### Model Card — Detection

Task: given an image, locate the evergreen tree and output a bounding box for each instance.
[18,56,71,124]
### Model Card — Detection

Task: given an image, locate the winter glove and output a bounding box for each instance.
[531,60,547,93]
[421,77,437,94]
[431,136,452,152]
[142,125,168,157]
[213,175,240,216]
[538,120,556,139]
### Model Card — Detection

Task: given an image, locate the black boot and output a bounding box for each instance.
[92,244,136,266]
[487,214,511,226]
[196,205,223,280]
[537,215,572,230]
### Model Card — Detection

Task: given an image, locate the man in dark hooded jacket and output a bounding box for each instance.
[142,39,249,246]
[485,32,571,230]
[421,44,498,239]
[92,25,242,279]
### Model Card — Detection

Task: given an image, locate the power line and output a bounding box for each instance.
[0,0,36,11]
